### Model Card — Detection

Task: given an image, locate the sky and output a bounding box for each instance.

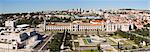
[0,0,150,13]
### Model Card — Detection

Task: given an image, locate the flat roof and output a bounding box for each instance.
[17,24,30,28]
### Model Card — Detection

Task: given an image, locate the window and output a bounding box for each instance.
[1,33,4,35]
[13,47,15,49]
[12,39,15,41]
[30,31,36,36]
[20,33,29,41]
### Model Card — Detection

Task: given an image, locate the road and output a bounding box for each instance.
[39,34,55,51]
[33,31,54,51]
[33,36,49,50]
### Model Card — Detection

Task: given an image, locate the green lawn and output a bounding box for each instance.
[112,34,123,39]
[83,39,88,44]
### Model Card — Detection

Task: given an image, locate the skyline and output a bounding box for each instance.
[0,0,150,13]
[1,1,150,52]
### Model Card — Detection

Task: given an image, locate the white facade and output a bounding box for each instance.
[46,23,104,31]
[106,23,131,32]
[5,20,16,28]
[45,22,132,32]
[0,43,17,49]
[0,28,40,49]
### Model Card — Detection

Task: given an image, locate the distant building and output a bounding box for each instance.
[44,21,132,32]
[45,22,105,31]
[75,16,103,19]
[106,23,131,32]
[5,20,16,28]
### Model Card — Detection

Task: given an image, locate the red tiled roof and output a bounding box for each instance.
[91,20,106,22]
